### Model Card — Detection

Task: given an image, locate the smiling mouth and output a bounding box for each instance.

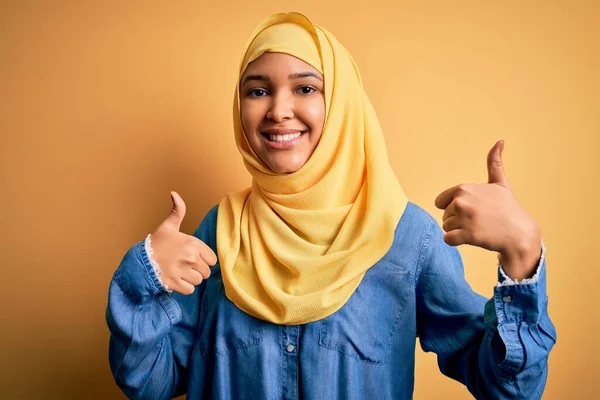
[260,130,307,149]
[262,131,304,142]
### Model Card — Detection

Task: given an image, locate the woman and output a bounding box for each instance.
[107,12,556,399]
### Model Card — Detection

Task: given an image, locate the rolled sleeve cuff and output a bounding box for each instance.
[113,240,168,304]
[493,282,542,325]
[491,239,548,326]
[483,241,551,377]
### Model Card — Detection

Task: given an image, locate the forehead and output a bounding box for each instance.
[241,52,321,79]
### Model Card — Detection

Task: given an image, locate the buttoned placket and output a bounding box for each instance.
[281,325,300,400]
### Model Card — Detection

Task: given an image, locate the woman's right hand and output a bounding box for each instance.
[149,191,217,295]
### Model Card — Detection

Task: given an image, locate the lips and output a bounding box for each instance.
[260,129,306,149]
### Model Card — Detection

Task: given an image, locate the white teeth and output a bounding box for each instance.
[268,132,302,142]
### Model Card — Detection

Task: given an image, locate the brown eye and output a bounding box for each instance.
[248,88,269,97]
[297,85,316,95]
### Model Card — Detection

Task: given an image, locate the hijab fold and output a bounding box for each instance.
[217,12,408,325]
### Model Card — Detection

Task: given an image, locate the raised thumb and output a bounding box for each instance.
[487,140,509,187]
[165,191,186,231]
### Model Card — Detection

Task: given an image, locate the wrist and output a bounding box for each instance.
[499,226,542,281]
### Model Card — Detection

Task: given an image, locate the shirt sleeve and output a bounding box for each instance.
[106,205,219,400]
[416,216,557,400]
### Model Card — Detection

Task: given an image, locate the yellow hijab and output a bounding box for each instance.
[216,12,408,325]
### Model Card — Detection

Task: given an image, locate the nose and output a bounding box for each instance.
[266,92,294,122]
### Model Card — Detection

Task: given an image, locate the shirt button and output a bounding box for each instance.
[502,295,512,303]
[286,344,295,353]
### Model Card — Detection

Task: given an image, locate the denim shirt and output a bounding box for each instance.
[106,202,556,400]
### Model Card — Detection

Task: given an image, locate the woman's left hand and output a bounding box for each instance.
[434,140,542,281]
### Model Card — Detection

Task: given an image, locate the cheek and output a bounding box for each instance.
[240,102,261,135]
[302,99,326,131]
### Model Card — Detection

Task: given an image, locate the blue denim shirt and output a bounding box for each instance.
[106,202,556,399]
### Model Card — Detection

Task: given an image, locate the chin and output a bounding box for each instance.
[267,159,305,174]
[270,165,300,174]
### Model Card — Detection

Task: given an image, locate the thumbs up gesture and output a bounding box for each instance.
[149,191,218,295]
[434,140,542,280]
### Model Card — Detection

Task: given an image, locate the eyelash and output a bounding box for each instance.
[247,85,317,98]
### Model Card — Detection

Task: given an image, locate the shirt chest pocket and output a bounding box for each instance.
[318,264,413,365]
[198,269,263,359]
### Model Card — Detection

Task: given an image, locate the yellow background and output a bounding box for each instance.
[1,1,598,398]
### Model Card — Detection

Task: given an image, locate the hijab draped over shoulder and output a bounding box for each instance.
[216,12,408,324]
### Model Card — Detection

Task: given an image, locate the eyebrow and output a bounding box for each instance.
[289,72,323,81]
[242,72,323,85]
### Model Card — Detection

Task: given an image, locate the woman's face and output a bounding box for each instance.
[240,52,325,174]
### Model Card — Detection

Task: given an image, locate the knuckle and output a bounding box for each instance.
[198,247,211,262]
[184,244,197,257]
[185,255,198,264]
[180,247,198,263]
[453,198,465,210]
[456,184,473,198]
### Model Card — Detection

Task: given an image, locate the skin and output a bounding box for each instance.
[239,52,326,174]
[238,53,541,281]
[435,140,542,280]
[150,55,541,296]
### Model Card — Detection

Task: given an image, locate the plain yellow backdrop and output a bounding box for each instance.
[1,1,598,399]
